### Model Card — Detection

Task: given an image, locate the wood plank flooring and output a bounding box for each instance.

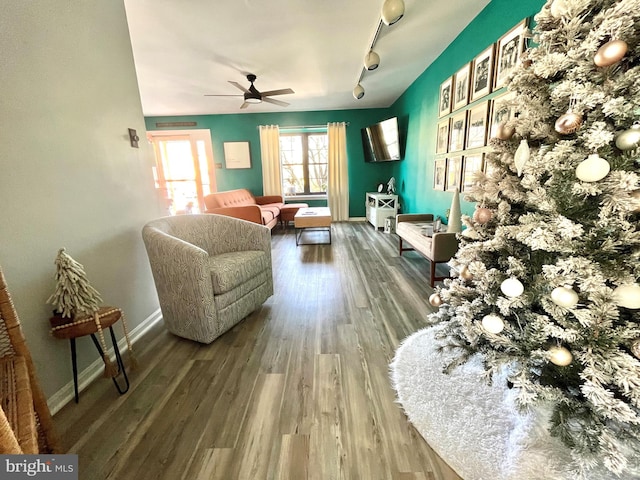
[53,221,462,480]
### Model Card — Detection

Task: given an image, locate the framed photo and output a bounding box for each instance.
[223,141,251,169]
[448,111,467,152]
[494,19,528,89]
[489,92,517,139]
[470,45,495,101]
[466,102,489,149]
[436,119,450,154]
[445,156,463,192]
[434,158,446,191]
[453,63,471,110]
[462,154,485,192]
[438,77,453,117]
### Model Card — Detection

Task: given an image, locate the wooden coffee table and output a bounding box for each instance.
[294,207,332,245]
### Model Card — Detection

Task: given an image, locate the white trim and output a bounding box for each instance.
[349,217,367,222]
[284,195,328,202]
[47,308,163,415]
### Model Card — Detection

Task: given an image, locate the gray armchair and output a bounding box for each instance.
[142,214,273,344]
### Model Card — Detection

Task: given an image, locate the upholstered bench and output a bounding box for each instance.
[279,203,309,227]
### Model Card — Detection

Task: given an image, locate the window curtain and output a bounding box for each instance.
[327,122,349,221]
[259,125,282,196]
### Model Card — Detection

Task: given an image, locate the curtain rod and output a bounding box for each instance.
[259,123,349,130]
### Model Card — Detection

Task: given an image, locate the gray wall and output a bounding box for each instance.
[0,1,163,402]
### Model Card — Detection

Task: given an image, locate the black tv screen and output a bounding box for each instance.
[361,117,401,162]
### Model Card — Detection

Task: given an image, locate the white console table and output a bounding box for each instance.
[366,193,398,229]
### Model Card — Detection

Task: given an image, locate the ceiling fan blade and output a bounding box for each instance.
[240,102,250,109]
[229,81,250,93]
[262,97,289,107]
[260,88,294,97]
[204,94,243,97]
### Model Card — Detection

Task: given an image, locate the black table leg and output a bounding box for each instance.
[70,338,79,403]
[89,327,130,396]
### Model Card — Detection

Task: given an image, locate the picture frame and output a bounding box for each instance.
[448,110,467,152]
[484,157,499,178]
[470,45,495,101]
[494,19,528,89]
[489,92,517,139]
[445,156,463,192]
[434,158,446,191]
[462,154,485,192]
[223,141,251,169]
[438,77,453,117]
[453,63,471,110]
[436,119,450,154]
[466,101,489,149]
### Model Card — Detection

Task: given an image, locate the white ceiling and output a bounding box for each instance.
[124,0,491,116]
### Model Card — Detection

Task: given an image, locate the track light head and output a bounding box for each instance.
[364,51,380,71]
[353,84,365,100]
[381,0,405,26]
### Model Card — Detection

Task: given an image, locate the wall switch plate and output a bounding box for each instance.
[128,128,139,148]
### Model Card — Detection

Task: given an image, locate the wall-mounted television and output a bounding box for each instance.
[361,117,402,163]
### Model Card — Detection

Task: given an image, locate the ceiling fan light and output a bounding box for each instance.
[381,0,405,26]
[364,50,380,71]
[353,84,365,100]
[244,94,262,104]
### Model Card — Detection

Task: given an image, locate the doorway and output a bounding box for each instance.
[147,129,216,215]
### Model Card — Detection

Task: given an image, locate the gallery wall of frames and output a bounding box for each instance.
[433,18,528,192]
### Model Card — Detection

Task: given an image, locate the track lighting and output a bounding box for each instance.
[364,50,380,70]
[381,0,405,26]
[353,84,365,100]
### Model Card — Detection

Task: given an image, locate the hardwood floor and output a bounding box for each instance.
[53,221,461,480]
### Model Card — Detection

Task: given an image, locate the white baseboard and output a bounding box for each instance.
[348,217,366,222]
[48,308,163,415]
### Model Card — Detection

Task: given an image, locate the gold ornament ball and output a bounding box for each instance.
[473,207,493,224]
[494,122,515,140]
[500,277,524,298]
[615,122,640,151]
[631,190,640,214]
[549,346,573,366]
[429,293,443,307]
[555,111,583,135]
[460,266,474,281]
[594,39,628,67]
[612,284,640,309]
[551,286,579,308]
[631,339,640,359]
[481,314,505,334]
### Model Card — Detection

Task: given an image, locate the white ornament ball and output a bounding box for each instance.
[575,154,610,182]
[551,286,579,308]
[481,314,505,334]
[549,346,573,366]
[429,293,443,307]
[501,277,524,298]
[612,284,640,309]
[550,0,569,18]
[615,122,640,151]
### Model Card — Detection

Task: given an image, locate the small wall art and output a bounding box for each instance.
[223,141,251,169]
[434,158,446,191]
[462,154,485,192]
[494,19,528,89]
[466,102,489,149]
[489,92,517,139]
[448,111,467,152]
[470,45,495,101]
[445,156,463,192]
[453,63,471,110]
[436,119,450,154]
[438,77,453,118]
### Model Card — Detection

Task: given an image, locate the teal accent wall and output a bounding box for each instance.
[389,0,545,221]
[146,109,394,217]
[145,0,545,220]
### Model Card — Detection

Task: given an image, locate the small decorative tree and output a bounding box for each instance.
[47,248,117,377]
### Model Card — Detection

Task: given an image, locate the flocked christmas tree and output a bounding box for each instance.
[428,0,640,476]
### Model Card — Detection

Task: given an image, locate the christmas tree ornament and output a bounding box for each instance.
[551,286,579,308]
[429,293,443,307]
[555,110,583,135]
[575,153,610,182]
[594,39,628,67]
[494,122,516,140]
[473,207,493,224]
[481,314,505,334]
[447,188,462,233]
[631,339,640,359]
[615,122,640,151]
[460,265,474,281]
[500,277,524,298]
[631,190,640,213]
[549,345,573,366]
[612,284,640,309]
[550,0,569,18]
[514,139,530,176]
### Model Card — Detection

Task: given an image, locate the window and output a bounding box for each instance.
[280,132,328,196]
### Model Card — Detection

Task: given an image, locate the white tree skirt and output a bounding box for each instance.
[390,325,636,480]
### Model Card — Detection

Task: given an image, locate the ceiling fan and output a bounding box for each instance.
[204,74,294,109]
